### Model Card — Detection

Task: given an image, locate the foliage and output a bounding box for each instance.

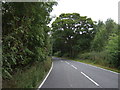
[52,13,96,58]
[52,14,119,69]
[2,2,56,79]
[2,57,51,88]
[77,51,109,65]
[91,19,116,51]
[79,19,119,69]
[105,33,119,68]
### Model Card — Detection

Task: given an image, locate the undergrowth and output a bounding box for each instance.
[2,57,52,88]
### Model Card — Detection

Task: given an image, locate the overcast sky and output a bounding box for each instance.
[50,0,119,24]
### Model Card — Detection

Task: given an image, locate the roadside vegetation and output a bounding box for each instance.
[2,1,119,89]
[2,57,51,88]
[52,13,120,72]
[2,2,57,88]
[59,57,120,73]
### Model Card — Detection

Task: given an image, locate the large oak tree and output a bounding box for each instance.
[52,13,96,57]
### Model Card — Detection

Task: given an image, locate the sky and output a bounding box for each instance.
[50,0,120,25]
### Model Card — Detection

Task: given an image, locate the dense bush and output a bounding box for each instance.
[78,19,119,69]
[2,2,57,79]
[52,14,119,69]
[78,51,109,66]
[105,33,119,68]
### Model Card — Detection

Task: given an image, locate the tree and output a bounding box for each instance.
[2,2,57,79]
[105,33,119,68]
[91,19,116,52]
[52,13,95,57]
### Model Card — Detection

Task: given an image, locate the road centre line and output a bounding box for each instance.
[71,65,77,69]
[65,61,70,64]
[81,71,100,87]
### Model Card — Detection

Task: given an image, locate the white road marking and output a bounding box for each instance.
[87,65,118,74]
[65,61,70,64]
[71,65,77,69]
[38,62,53,89]
[72,60,118,74]
[61,60,63,62]
[81,72,100,87]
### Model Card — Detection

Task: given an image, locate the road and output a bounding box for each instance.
[41,57,119,88]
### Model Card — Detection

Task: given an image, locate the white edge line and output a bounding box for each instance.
[72,60,118,74]
[85,63,118,74]
[38,62,53,89]
[81,72,100,86]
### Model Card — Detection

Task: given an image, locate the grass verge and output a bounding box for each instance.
[2,57,52,88]
[74,59,120,73]
[58,57,120,73]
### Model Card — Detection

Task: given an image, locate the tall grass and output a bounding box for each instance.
[77,51,115,68]
[2,57,52,88]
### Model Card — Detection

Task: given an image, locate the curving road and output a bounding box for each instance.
[41,57,119,89]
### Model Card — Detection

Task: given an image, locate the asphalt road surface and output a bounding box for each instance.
[41,57,119,88]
